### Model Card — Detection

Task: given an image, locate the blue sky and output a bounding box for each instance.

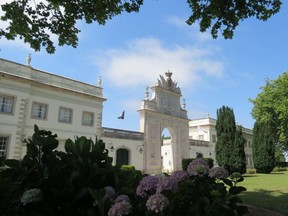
[1,0,288,132]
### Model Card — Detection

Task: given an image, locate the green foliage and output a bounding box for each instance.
[250,72,288,151]
[252,121,275,173]
[272,166,287,172]
[0,126,247,216]
[231,126,247,174]
[215,106,236,173]
[0,0,284,53]
[0,125,141,216]
[0,0,143,53]
[182,158,214,170]
[245,168,257,174]
[186,0,282,39]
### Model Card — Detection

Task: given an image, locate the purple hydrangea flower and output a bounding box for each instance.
[108,201,132,216]
[156,176,174,193]
[21,188,43,206]
[170,170,189,182]
[104,186,116,199]
[114,195,130,203]
[187,158,210,176]
[136,176,159,198]
[209,166,229,179]
[146,193,169,213]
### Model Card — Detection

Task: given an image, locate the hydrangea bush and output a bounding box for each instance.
[0,126,248,216]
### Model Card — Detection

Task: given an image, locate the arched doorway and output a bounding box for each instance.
[116,148,129,165]
[161,128,173,172]
[138,72,189,173]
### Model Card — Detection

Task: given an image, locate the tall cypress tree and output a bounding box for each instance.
[215,106,236,173]
[252,121,275,173]
[231,126,247,174]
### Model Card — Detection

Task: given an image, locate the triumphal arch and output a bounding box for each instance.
[138,72,189,173]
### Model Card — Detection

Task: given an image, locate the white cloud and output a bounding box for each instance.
[92,37,225,88]
[166,15,213,42]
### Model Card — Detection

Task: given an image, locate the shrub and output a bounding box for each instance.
[0,126,247,216]
[272,166,287,172]
[246,168,257,174]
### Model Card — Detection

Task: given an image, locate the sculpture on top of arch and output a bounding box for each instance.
[157,70,181,94]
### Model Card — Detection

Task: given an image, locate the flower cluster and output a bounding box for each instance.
[136,175,159,197]
[131,159,245,215]
[108,201,132,216]
[146,193,169,213]
[209,166,229,179]
[187,158,210,176]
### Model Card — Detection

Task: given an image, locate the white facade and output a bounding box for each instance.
[0,57,254,173]
[0,58,105,159]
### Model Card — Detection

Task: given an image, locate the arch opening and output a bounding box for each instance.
[161,128,173,173]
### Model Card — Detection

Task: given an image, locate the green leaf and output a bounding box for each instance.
[229,186,246,195]
[65,139,77,155]
[5,159,21,169]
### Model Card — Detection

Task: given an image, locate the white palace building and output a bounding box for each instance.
[0,57,254,173]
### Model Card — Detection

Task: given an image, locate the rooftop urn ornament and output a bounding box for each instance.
[165,70,173,87]
[182,98,186,109]
[26,54,31,66]
[98,76,102,87]
[145,86,149,100]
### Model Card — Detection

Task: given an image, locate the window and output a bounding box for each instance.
[198,135,204,140]
[0,136,9,156]
[116,148,129,166]
[0,95,14,114]
[212,134,216,143]
[82,111,94,126]
[31,102,48,119]
[58,107,72,123]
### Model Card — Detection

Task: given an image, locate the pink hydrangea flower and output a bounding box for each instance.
[108,201,132,216]
[136,176,159,197]
[209,167,229,179]
[187,158,210,176]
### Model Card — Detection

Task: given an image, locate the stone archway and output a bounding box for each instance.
[138,72,189,173]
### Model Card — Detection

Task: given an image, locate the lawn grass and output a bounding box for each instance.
[239,170,288,215]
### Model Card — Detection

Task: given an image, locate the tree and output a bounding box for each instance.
[250,72,288,151]
[0,0,283,53]
[0,0,143,53]
[215,106,236,173]
[252,121,275,173]
[231,126,247,174]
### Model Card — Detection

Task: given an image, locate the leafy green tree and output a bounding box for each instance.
[231,126,247,174]
[0,0,283,53]
[275,148,286,162]
[250,72,288,151]
[252,121,275,173]
[215,106,236,173]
